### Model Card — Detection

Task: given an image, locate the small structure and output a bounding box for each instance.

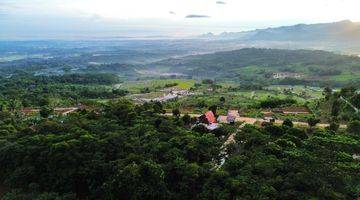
[196,110,220,130]
[272,72,302,79]
[141,90,194,103]
[226,110,239,124]
[205,111,217,124]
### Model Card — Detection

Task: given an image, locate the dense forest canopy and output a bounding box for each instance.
[0,99,359,199]
[0,73,126,108]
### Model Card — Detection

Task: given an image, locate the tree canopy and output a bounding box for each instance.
[0,100,359,199]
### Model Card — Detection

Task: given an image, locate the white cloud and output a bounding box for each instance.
[56,0,360,22]
[1,0,360,38]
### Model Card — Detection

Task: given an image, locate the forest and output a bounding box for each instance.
[0,42,359,200]
[0,99,359,199]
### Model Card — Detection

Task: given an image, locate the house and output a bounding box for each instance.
[205,111,217,124]
[227,110,240,124]
[196,110,221,130]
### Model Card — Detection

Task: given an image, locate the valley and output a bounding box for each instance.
[0,20,359,200]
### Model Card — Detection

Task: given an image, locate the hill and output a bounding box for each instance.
[202,20,360,42]
[151,48,360,85]
[199,20,360,54]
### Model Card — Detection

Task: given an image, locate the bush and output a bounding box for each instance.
[264,125,285,137]
[202,79,214,85]
[40,106,53,118]
[286,128,308,140]
[282,119,293,127]
[347,120,360,135]
[192,124,210,134]
[307,117,320,127]
[182,114,191,125]
[172,108,180,117]
[328,121,339,132]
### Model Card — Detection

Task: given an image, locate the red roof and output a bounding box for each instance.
[205,111,217,124]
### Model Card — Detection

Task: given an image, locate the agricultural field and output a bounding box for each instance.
[265,85,325,99]
[119,79,196,93]
[161,82,320,121]
[113,78,359,125]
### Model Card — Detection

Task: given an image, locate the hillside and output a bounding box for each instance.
[198,20,360,54]
[152,48,360,85]
[202,20,360,42]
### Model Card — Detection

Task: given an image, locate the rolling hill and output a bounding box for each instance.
[151,48,360,85]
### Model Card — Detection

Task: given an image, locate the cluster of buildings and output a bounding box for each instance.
[197,109,240,130]
[272,72,303,79]
[140,90,195,103]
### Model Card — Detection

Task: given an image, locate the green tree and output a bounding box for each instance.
[331,99,341,117]
[172,108,180,118]
[153,101,165,114]
[182,114,191,126]
[282,119,294,127]
[323,87,332,100]
[347,120,360,135]
[220,96,226,103]
[307,117,320,127]
[106,99,137,125]
[328,120,340,132]
[40,106,54,118]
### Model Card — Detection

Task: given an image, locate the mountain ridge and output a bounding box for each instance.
[199,20,360,42]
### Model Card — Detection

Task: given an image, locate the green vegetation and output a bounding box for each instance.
[0,42,359,199]
[312,86,360,123]
[0,99,359,199]
[0,74,125,108]
[153,48,360,86]
[120,79,195,94]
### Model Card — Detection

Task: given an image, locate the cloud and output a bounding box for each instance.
[0,1,21,9]
[89,14,102,21]
[169,11,176,15]
[0,1,20,17]
[216,1,226,5]
[185,15,210,18]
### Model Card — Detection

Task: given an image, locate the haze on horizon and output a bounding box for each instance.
[1,0,360,39]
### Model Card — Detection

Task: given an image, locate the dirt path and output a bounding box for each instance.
[164,113,347,129]
[21,107,79,115]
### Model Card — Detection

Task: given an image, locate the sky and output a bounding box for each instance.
[1,0,360,39]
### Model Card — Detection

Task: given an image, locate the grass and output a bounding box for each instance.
[330,72,360,82]
[230,65,269,73]
[265,85,324,99]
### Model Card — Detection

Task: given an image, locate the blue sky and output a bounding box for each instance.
[1,0,360,39]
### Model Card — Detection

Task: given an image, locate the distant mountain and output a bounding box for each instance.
[201,20,360,42]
